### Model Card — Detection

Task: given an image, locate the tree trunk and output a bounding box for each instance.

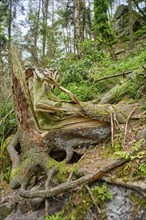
[74,0,82,58]
[42,0,49,65]
[128,0,134,50]
[33,0,41,64]
[8,0,12,70]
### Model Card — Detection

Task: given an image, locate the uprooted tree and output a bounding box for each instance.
[7,46,146,211]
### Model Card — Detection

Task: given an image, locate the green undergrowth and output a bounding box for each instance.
[55,47,146,102]
[0,135,13,181]
[114,140,146,181]
[46,183,111,220]
[0,99,16,146]
[47,158,72,183]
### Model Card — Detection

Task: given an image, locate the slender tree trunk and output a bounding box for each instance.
[86,0,92,39]
[128,0,134,50]
[42,0,49,65]
[8,0,12,70]
[33,0,41,64]
[62,26,68,54]
[74,0,82,58]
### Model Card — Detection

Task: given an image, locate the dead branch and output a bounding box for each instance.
[123,108,137,144]
[94,71,133,83]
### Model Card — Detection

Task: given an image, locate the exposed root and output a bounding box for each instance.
[17,146,145,200]
[6,131,20,173]
[102,174,146,197]
[45,166,58,217]
[19,155,131,199]
[64,149,74,163]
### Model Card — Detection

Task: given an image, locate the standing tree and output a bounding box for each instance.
[128,0,134,49]
[94,0,115,59]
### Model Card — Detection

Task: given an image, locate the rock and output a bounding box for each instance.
[136,128,146,145]
[0,202,17,220]
[105,184,146,220]
[113,4,143,37]
[114,4,128,19]
[5,209,45,220]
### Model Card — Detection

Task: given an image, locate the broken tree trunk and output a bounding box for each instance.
[7,45,145,207]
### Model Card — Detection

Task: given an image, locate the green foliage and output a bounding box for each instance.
[139,163,146,176]
[114,151,130,159]
[55,82,96,101]
[0,33,7,48]
[11,167,20,179]
[56,161,69,183]
[0,100,16,146]
[81,39,105,62]
[94,0,115,43]
[45,212,66,220]
[91,183,112,202]
[134,25,146,39]
[114,140,146,178]
[114,140,144,160]
[2,166,11,182]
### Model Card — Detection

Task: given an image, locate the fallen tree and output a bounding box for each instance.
[7,45,146,214]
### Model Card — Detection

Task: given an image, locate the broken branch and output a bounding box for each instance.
[94,71,133,83]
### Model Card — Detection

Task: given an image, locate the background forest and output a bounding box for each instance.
[0,0,146,145]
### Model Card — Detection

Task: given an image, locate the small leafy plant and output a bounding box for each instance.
[45,212,66,220]
[91,183,112,202]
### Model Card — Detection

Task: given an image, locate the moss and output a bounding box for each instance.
[102,144,117,159]
[47,157,58,169]
[47,158,71,183]
[59,184,111,220]
[56,161,70,183]
[61,188,92,220]
[11,167,20,179]
[131,194,146,208]
[0,135,14,152]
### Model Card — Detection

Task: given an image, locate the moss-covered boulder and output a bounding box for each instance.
[113,4,143,38]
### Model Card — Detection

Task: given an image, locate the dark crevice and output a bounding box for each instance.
[49,149,66,162]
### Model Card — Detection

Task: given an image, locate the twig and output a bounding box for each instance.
[0,109,14,126]
[87,207,98,220]
[123,108,137,144]
[85,185,101,214]
[4,93,12,106]
[110,111,114,147]
[94,71,133,83]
